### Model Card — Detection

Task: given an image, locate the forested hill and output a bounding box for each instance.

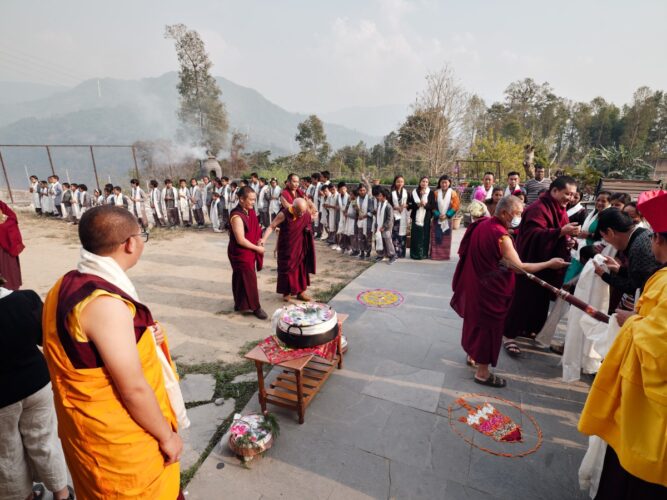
[0,72,380,155]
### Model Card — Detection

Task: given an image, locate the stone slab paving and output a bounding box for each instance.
[180,399,236,470]
[180,373,216,403]
[187,245,591,499]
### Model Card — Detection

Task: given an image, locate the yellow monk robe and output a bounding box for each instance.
[43,272,180,499]
[578,267,667,487]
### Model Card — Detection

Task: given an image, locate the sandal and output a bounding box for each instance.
[549,344,564,355]
[474,373,507,388]
[466,356,477,367]
[503,341,521,357]
[32,484,45,499]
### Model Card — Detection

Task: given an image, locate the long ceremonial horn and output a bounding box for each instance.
[502,260,610,324]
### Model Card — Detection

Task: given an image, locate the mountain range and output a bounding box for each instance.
[0,73,385,154]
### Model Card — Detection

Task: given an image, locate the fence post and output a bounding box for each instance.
[46,146,56,175]
[131,146,140,180]
[89,146,101,192]
[0,149,15,204]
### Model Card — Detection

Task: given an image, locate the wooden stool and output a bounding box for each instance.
[244,314,347,424]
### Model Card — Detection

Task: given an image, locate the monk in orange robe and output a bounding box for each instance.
[42,205,183,499]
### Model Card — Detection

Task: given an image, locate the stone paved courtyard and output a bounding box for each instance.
[184,252,592,500]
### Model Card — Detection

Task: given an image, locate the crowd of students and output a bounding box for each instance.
[28,169,471,264]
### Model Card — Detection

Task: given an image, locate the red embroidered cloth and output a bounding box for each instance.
[258,335,338,364]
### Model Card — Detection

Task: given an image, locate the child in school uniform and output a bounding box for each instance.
[334,182,348,251]
[373,187,397,264]
[326,184,338,246]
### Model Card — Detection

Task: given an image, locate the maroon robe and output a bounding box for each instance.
[451,217,514,366]
[280,188,305,206]
[0,201,24,290]
[276,208,316,295]
[503,192,570,338]
[228,207,263,311]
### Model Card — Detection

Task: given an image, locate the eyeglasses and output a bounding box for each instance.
[129,231,150,243]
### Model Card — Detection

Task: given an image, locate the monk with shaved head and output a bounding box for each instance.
[261,197,317,301]
[42,205,185,499]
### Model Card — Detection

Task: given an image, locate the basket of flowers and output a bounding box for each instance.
[228,412,279,462]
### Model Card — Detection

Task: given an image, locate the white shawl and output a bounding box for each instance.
[375,200,387,251]
[572,210,599,260]
[76,248,190,429]
[337,193,349,235]
[412,188,430,227]
[328,193,337,230]
[178,187,190,221]
[566,203,584,218]
[437,188,453,232]
[357,195,370,232]
[392,189,408,236]
[269,186,282,215]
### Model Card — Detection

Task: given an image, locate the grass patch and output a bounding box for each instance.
[176,347,261,489]
[313,281,347,303]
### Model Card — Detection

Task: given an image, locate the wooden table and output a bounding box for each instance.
[245,314,347,424]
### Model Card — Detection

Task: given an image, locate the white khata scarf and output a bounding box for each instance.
[437,188,453,232]
[76,248,190,429]
[567,203,584,218]
[357,194,369,232]
[412,188,430,227]
[392,189,408,236]
[375,200,387,251]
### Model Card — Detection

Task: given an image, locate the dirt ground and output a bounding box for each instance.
[16,208,370,364]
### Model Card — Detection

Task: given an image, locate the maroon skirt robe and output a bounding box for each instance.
[276,209,316,296]
[502,193,570,339]
[0,201,24,290]
[227,207,263,312]
[451,217,515,366]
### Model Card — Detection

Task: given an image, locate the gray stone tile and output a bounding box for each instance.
[362,359,445,413]
[179,373,216,403]
[388,460,449,500]
[444,480,497,499]
[466,441,588,500]
[519,392,586,447]
[350,327,432,368]
[330,450,390,500]
[180,399,235,470]
[429,414,473,485]
[364,404,439,469]
[304,381,396,452]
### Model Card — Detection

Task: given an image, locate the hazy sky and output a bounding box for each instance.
[1,0,665,113]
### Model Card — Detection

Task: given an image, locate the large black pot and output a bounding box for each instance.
[276,323,339,348]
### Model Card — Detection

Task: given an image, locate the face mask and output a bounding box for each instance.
[511,216,522,228]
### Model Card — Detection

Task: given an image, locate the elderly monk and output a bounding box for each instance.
[502,176,580,356]
[451,196,567,387]
[0,200,25,290]
[578,190,667,496]
[261,198,316,302]
[42,205,184,499]
[228,186,267,319]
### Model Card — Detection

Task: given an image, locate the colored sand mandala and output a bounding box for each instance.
[356,289,404,308]
[448,393,543,458]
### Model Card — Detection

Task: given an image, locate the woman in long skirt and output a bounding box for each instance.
[408,177,431,260]
[391,175,409,258]
[428,175,460,260]
[0,201,24,290]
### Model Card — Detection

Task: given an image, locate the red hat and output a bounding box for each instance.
[637,190,667,232]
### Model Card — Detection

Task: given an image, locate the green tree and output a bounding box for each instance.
[470,136,524,178]
[165,23,229,156]
[587,145,654,179]
[295,115,331,165]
